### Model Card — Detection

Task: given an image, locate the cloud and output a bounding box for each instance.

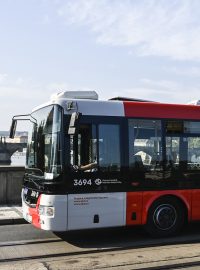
[56,0,200,61]
[0,74,8,83]
[169,67,200,77]
[0,77,44,99]
[0,76,55,130]
[108,78,200,104]
[1,81,51,130]
[42,14,51,25]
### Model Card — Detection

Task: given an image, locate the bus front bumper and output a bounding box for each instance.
[21,189,68,231]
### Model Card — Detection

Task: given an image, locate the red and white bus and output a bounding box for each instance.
[10,91,200,237]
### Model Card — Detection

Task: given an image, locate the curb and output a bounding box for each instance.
[0,218,28,226]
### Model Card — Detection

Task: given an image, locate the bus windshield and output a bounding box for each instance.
[26,105,62,180]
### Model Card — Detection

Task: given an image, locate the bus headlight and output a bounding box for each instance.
[38,205,54,217]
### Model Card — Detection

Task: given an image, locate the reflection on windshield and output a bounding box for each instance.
[26,105,62,180]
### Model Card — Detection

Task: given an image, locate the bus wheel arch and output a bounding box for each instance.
[144,195,187,237]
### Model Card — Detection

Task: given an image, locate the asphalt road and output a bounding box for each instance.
[1,223,200,269]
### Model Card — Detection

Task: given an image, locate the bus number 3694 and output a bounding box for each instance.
[73,179,102,186]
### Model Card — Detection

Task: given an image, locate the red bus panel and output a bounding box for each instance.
[124,102,200,120]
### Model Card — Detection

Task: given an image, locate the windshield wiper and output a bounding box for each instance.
[25,167,43,176]
[24,173,44,190]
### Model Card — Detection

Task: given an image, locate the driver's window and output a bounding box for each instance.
[70,123,121,172]
[70,125,97,171]
[98,124,120,171]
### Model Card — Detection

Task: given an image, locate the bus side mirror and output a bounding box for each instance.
[68,112,81,135]
[9,119,17,138]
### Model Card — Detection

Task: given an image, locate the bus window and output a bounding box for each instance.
[98,124,120,172]
[165,137,180,169]
[184,121,200,134]
[166,120,200,176]
[165,120,186,172]
[129,119,162,176]
[184,121,200,170]
[70,124,120,172]
[70,124,97,171]
[188,137,200,170]
[26,105,62,177]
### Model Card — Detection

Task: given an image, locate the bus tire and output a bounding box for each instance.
[144,197,185,237]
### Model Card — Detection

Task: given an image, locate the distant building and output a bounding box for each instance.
[6,136,27,143]
[0,131,28,144]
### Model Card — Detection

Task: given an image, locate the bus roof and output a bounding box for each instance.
[32,91,200,120]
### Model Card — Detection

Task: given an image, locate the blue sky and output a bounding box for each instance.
[1,0,200,130]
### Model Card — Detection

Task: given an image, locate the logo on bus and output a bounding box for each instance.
[95,178,102,185]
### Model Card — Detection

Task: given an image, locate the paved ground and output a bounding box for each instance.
[0,205,26,225]
[2,208,200,269]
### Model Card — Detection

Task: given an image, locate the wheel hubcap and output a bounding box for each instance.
[153,204,177,231]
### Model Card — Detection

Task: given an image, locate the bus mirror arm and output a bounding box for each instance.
[9,119,17,139]
[9,114,37,138]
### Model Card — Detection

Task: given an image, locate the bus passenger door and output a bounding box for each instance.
[67,122,126,230]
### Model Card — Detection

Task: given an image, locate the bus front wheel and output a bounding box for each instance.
[144,197,186,237]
